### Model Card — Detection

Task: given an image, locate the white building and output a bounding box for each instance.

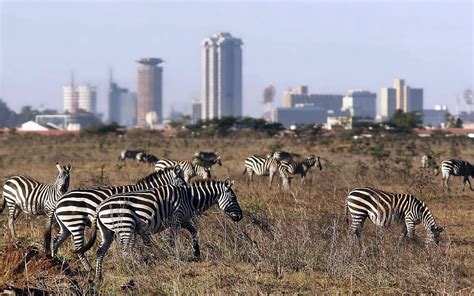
[342,90,377,120]
[77,85,97,113]
[423,105,449,128]
[201,32,243,119]
[63,85,78,114]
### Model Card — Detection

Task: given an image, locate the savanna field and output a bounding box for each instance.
[0,131,473,294]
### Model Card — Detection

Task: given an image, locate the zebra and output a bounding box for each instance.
[192,151,222,168]
[136,152,159,164]
[51,166,184,270]
[118,149,145,162]
[155,159,211,184]
[267,151,298,161]
[437,159,474,191]
[243,154,282,187]
[346,187,444,244]
[279,155,322,187]
[1,162,72,253]
[91,179,243,279]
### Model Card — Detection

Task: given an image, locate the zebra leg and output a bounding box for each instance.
[350,215,366,237]
[269,172,275,188]
[72,230,93,271]
[44,213,55,256]
[397,224,408,246]
[248,171,254,183]
[95,223,114,280]
[7,205,19,238]
[182,219,200,259]
[52,224,71,258]
[405,219,415,239]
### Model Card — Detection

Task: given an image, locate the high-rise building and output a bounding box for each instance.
[108,81,137,127]
[201,32,243,119]
[381,79,424,118]
[77,85,97,113]
[342,90,377,120]
[63,85,78,114]
[380,87,396,119]
[137,58,163,127]
[191,100,202,124]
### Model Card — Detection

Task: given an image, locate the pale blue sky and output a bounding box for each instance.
[1,0,472,118]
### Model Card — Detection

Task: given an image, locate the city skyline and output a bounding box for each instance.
[1,1,472,118]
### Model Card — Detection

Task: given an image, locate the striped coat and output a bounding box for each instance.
[155,158,210,184]
[51,166,184,270]
[92,179,243,279]
[438,159,474,191]
[346,187,443,244]
[1,163,71,252]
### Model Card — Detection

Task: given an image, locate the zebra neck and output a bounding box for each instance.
[420,205,437,231]
[189,186,220,213]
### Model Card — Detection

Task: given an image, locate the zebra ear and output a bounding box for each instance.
[66,163,72,171]
[224,178,234,188]
[56,162,61,172]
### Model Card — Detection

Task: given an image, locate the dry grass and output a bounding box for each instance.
[0,132,473,294]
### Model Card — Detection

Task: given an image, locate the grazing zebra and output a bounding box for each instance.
[136,152,159,164]
[1,162,72,252]
[437,159,474,191]
[346,187,444,244]
[118,149,145,162]
[92,179,243,279]
[279,155,322,187]
[155,159,210,184]
[51,166,184,270]
[192,151,222,168]
[243,154,282,187]
[268,151,298,161]
[421,154,438,169]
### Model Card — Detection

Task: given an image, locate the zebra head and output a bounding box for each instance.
[305,155,322,170]
[217,179,243,222]
[55,162,72,194]
[215,155,222,166]
[315,156,322,171]
[144,165,186,187]
[428,225,444,245]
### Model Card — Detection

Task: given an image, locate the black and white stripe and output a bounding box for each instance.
[51,166,184,270]
[118,149,145,161]
[193,151,222,168]
[346,187,444,244]
[243,155,281,187]
[279,155,322,187]
[439,159,474,191]
[92,179,243,279]
[1,163,72,251]
[155,159,211,184]
[136,152,159,164]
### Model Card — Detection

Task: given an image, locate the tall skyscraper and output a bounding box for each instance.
[381,78,424,118]
[77,85,97,113]
[63,85,78,114]
[109,78,137,127]
[201,32,243,120]
[191,100,202,124]
[137,58,163,127]
[380,87,397,119]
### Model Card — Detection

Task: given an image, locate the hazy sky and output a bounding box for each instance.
[1,0,473,118]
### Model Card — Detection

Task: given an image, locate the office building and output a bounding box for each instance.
[282,86,343,112]
[380,88,397,119]
[137,58,163,127]
[201,32,243,119]
[422,105,449,128]
[63,85,78,114]
[342,90,377,120]
[109,80,137,127]
[77,85,97,113]
[271,104,327,128]
[192,100,202,124]
[381,79,423,117]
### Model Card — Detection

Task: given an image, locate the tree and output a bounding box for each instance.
[0,99,18,128]
[387,109,421,131]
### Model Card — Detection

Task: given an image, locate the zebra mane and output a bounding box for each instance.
[135,166,176,184]
[191,179,224,187]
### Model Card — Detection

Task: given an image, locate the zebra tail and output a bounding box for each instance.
[0,191,5,214]
[76,218,98,254]
[434,166,441,176]
[344,202,349,224]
